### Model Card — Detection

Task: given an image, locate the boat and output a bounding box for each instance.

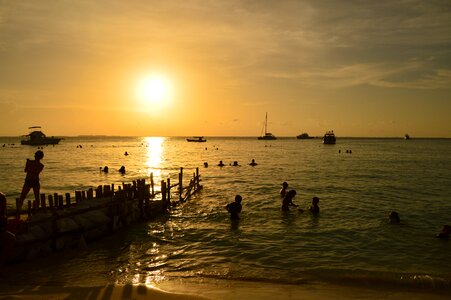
[323,130,336,144]
[21,126,62,146]
[186,136,207,142]
[296,133,314,139]
[258,113,277,140]
[404,134,410,140]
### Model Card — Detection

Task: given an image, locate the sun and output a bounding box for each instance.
[135,74,173,107]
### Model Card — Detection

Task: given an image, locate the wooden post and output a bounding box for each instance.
[48,195,54,208]
[65,193,71,208]
[40,194,46,209]
[58,195,64,209]
[161,180,167,210]
[15,198,19,214]
[75,191,82,203]
[179,167,183,201]
[196,167,200,190]
[82,191,86,201]
[150,173,155,197]
[167,178,171,205]
[87,188,93,199]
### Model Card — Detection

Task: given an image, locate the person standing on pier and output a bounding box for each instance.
[17,150,44,216]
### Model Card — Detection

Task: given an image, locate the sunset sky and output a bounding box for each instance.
[1,0,451,137]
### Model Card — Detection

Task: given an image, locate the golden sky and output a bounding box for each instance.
[1,1,451,137]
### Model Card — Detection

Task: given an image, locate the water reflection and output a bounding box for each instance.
[143,137,164,178]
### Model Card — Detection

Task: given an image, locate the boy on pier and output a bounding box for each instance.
[17,150,44,216]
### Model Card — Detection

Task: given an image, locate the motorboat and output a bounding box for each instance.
[187,136,207,142]
[258,113,277,140]
[323,131,336,144]
[21,126,61,146]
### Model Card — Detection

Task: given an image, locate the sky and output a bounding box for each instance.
[1,0,451,137]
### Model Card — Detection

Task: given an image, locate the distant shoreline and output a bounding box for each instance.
[1,135,451,139]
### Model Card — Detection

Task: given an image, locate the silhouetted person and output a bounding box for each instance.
[218,160,225,167]
[282,190,297,211]
[309,197,320,214]
[17,151,44,216]
[124,151,129,156]
[280,182,288,198]
[102,166,109,173]
[389,211,400,224]
[232,161,239,166]
[437,225,451,239]
[226,195,242,220]
[119,166,126,175]
[249,159,258,166]
[204,162,209,168]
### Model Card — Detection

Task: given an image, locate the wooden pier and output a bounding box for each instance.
[6,167,203,263]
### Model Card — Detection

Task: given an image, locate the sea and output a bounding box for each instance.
[1,136,451,294]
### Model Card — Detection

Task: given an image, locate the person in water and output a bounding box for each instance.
[119,166,126,175]
[437,225,451,239]
[389,211,400,224]
[249,159,258,166]
[282,190,298,211]
[17,151,44,216]
[1,192,16,266]
[280,182,288,198]
[232,161,239,166]
[309,197,320,214]
[218,160,225,167]
[226,195,242,220]
[102,166,109,173]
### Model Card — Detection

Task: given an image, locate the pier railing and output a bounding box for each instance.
[6,166,203,263]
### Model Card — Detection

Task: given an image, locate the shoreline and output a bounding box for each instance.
[1,279,451,300]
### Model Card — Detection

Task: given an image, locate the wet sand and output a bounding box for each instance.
[1,279,450,300]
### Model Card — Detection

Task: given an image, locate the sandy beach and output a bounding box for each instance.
[1,279,450,300]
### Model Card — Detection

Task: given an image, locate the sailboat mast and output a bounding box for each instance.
[265,112,268,135]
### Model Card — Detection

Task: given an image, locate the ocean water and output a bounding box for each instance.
[1,136,451,291]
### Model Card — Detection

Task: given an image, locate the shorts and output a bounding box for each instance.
[25,179,40,188]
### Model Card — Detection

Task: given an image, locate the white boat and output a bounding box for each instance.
[21,126,61,146]
[258,113,276,140]
[323,131,336,144]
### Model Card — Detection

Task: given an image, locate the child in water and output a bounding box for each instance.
[309,197,320,214]
[226,195,242,220]
[17,151,44,216]
[281,190,298,211]
[389,211,400,224]
[280,182,288,198]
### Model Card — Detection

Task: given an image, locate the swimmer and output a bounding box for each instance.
[281,190,298,211]
[389,211,400,224]
[124,151,129,156]
[437,225,451,239]
[204,162,209,168]
[280,182,288,198]
[226,195,242,220]
[102,166,109,173]
[119,166,126,175]
[232,161,239,166]
[218,160,225,167]
[309,197,320,214]
[249,159,258,166]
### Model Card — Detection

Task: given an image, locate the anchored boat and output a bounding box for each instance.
[323,130,336,144]
[258,113,277,140]
[21,126,61,146]
[186,136,207,142]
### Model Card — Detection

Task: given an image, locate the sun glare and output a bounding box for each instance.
[136,74,173,108]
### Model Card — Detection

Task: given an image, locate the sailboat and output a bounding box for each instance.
[258,113,277,140]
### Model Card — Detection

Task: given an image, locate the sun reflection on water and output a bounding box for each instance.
[143,137,165,179]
